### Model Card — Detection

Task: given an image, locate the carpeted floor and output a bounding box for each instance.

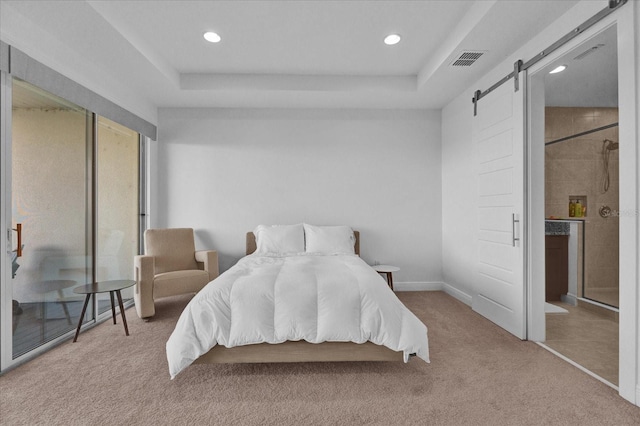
[1,291,639,425]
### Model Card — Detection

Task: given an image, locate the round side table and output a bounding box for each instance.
[72,279,135,342]
[373,265,399,291]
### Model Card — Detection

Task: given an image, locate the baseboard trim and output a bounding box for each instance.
[393,282,443,292]
[392,281,474,308]
[441,282,472,306]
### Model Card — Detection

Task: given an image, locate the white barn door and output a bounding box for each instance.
[472,74,526,339]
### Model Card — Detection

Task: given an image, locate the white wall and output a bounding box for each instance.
[440,92,476,303]
[156,108,442,286]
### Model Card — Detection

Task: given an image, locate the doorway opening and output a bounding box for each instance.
[535,25,620,387]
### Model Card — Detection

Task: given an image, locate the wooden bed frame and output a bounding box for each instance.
[193,230,404,364]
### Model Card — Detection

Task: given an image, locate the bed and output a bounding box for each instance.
[166,224,429,378]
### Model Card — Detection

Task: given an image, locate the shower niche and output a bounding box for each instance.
[568,195,587,217]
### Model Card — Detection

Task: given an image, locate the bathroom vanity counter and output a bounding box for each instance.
[545,220,570,236]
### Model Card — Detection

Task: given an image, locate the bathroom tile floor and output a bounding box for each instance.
[545,302,618,386]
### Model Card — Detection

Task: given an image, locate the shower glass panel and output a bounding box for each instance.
[11,79,93,358]
[544,107,619,309]
[582,136,620,308]
[95,117,139,315]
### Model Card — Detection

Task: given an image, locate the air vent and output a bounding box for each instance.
[573,43,605,60]
[450,51,486,67]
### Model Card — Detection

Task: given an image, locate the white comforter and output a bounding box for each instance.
[166,254,430,378]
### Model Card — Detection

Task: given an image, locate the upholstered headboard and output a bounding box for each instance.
[246,230,360,256]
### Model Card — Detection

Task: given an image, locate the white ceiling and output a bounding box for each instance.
[544,25,618,108]
[1,0,586,113]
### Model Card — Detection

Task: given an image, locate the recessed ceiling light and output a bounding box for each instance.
[549,65,567,74]
[203,32,221,43]
[384,34,401,46]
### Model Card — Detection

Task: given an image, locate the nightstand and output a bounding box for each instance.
[373,265,399,291]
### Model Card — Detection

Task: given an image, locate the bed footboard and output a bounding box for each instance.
[193,341,403,364]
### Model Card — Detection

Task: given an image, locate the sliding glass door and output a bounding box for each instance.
[10,79,93,357]
[96,116,139,314]
[3,78,142,364]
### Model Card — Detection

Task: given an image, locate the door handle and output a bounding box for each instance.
[512,214,520,247]
[13,223,22,257]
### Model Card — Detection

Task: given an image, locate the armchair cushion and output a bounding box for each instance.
[153,270,210,299]
[144,228,198,274]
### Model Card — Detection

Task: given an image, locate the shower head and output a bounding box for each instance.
[604,139,619,150]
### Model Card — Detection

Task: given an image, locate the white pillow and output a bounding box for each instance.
[253,224,305,255]
[303,224,355,255]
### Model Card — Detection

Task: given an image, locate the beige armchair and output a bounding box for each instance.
[134,228,219,319]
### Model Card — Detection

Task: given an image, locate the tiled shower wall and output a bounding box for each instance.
[545,107,619,307]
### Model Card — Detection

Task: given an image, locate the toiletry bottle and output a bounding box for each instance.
[575,200,582,217]
[569,200,575,217]
[582,204,587,217]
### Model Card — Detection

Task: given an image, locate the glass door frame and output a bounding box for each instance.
[0,72,147,372]
[1,69,14,371]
